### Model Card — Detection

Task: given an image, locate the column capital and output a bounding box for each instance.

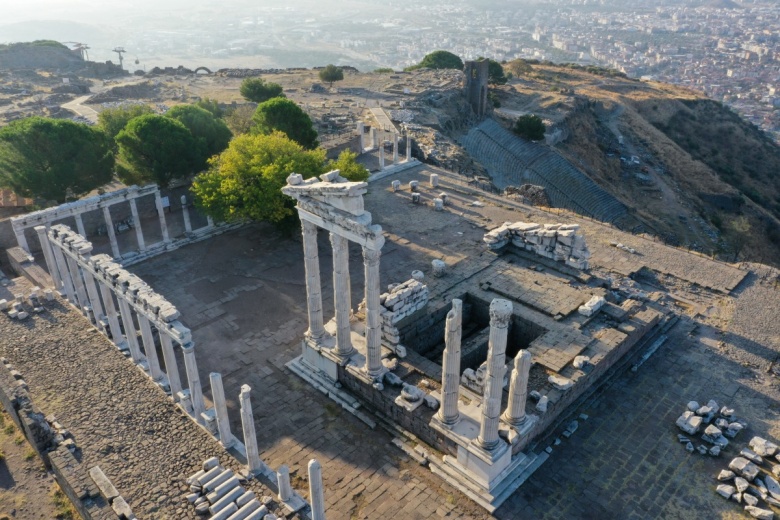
[362,246,381,265]
[489,299,513,327]
[329,231,347,252]
[302,219,319,238]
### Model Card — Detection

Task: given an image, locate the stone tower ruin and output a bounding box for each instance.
[464,60,489,119]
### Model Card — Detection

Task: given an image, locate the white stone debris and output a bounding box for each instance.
[432,259,446,277]
[735,477,750,493]
[392,180,401,191]
[548,375,573,391]
[578,295,606,317]
[750,437,779,457]
[536,395,549,413]
[186,458,270,519]
[718,470,735,481]
[745,494,760,507]
[483,221,591,270]
[573,356,590,369]
[676,411,703,435]
[730,457,761,481]
[717,484,736,499]
[745,506,774,520]
[687,401,700,412]
[741,448,763,465]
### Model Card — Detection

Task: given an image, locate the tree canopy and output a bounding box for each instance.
[512,114,546,141]
[478,57,508,85]
[251,97,318,150]
[318,65,344,87]
[405,50,464,71]
[115,114,200,187]
[0,117,114,202]
[165,104,232,160]
[504,59,533,77]
[239,77,285,103]
[224,105,256,136]
[327,150,369,182]
[194,97,224,118]
[97,104,154,140]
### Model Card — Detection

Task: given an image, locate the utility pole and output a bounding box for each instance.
[112,47,126,70]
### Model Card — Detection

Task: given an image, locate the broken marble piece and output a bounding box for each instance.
[573,356,590,369]
[741,448,763,465]
[698,445,709,455]
[735,477,750,493]
[383,372,402,386]
[677,434,690,443]
[730,457,760,481]
[715,418,730,430]
[548,375,573,391]
[745,506,774,520]
[686,442,694,453]
[536,395,549,413]
[710,446,721,457]
[424,395,440,410]
[717,484,736,499]
[432,259,446,277]
[718,470,735,481]
[750,437,779,457]
[745,494,759,507]
[764,474,780,500]
[687,401,700,412]
[725,422,745,438]
[721,406,735,419]
[773,465,780,478]
[676,411,703,435]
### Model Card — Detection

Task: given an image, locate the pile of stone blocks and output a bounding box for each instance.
[376,279,428,355]
[186,457,274,519]
[717,438,780,519]
[483,222,591,270]
[675,399,746,456]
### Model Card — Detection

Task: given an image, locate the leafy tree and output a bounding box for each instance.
[224,105,256,136]
[727,215,751,261]
[166,104,232,161]
[0,117,114,202]
[405,50,464,71]
[97,104,154,140]
[195,97,223,118]
[513,114,546,141]
[326,150,369,182]
[505,59,532,77]
[239,77,284,103]
[251,97,318,150]
[318,64,344,87]
[191,131,326,224]
[478,57,508,85]
[115,114,200,187]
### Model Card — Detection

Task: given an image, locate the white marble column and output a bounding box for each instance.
[502,349,532,427]
[74,213,87,238]
[154,191,170,243]
[392,134,399,163]
[330,233,353,358]
[64,255,89,313]
[51,244,76,302]
[437,299,463,425]
[13,225,30,253]
[34,226,62,290]
[356,122,365,152]
[206,215,215,229]
[117,298,143,362]
[477,299,512,451]
[277,465,292,502]
[239,384,263,475]
[209,372,234,448]
[181,195,192,234]
[97,282,123,345]
[370,127,377,148]
[129,198,146,251]
[137,315,163,380]
[82,268,106,324]
[183,343,205,416]
[102,206,121,258]
[362,247,383,378]
[302,220,325,342]
[406,134,412,162]
[378,142,385,170]
[308,459,326,520]
[160,333,183,397]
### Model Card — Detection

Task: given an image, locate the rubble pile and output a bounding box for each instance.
[371,279,428,355]
[504,184,552,207]
[186,457,275,519]
[675,399,744,456]
[483,221,591,270]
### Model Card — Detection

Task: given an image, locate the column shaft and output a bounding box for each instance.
[51,245,76,302]
[302,220,325,341]
[392,134,399,163]
[181,195,192,233]
[503,349,532,426]
[160,333,183,396]
[102,206,121,258]
[138,315,163,380]
[378,142,385,170]
[154,191,170,243]
[183,343,205,416]
[277,465,293,502]
[64,255,89,313]
[209,372,234,448]
[406,134,412,161]
[129,198,146,251]
[34,226,62,290]
[308,459,326,520]
[240,385,263,474]
[13,225,30,253]
[330,233,353,357]
[98,282,123,346]
[438,299,463,425]
[477,299,513,450]
[206,215,215,228]
[82,268,106,323]
[117,298,143,362]
[74,214,87,238]
[363,247,382,377]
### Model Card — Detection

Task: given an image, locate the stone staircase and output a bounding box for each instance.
[461,119,628,223]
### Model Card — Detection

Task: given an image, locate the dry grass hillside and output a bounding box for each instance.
[492,61,780,265]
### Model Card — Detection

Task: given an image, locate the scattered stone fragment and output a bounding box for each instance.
[573,356,590,369]
[764,474,780,500]
[677,434,690,443]
[745,494,759,507]
[725,423,745,438]
[721,406,735,419]
[704,424,722,438]
[696,405,713,417]
[730,457,760,481]
[773,465,780,478]
[687,401,700,412]
[707,400,719,412]
[686,442,694,453]
[548,375,573,391]
[529,390,541,401]
[741,448,764,465]
[698,445,709,455]
[717,484,736,499]
[767,496,780,507]
[676,411,703,435]
[718,470,735,481]
[536,396,549,413]
[715,418,730,430]
[733,492,743,504]
[745,506,774,520]
[735,477,750,493]
[751,437,779,457]
[757,479,769,496]
[709,446,721,457]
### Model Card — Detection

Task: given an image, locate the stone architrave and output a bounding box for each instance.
[362,247,382,378]
[50,243,76,302]
[209,372,234,448]
[277,465,293,502]
[97,282,123,346]
[129,198,146,251]
[302,221,325,342]
[160,333,183,397]
[154,191,170,243]
[181,195,193,234]
[239,385,263,475]
[308,459,326,520]
[102,205,121,258]
[183,344,205,417]
[117,298,143,362]
[438,299,463,425]
[476,299,513,451]
[330,233,354,358]
[502,350,532,426]
[34,226,62,290]
[137,315,163,381]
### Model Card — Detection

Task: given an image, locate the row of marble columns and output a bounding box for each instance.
[301,220,384,379]
[436,298,533,450]
[356,122,412,169]
[35,224,205,419]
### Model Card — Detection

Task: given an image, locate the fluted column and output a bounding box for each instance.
[137,315,163,380]
[183,343,205,417]
[209,372,234,448]
[97,282,123,346]
[302,220,325,341]
[477,299,512,451]
[154,191,170,243]
[437,299,463,425]
[102,206,121,258]
[129,198,146,251]
[50,244,76,301]
[308,459,326,520]
[117,298,143,362]
[330,233,353,358]
[82,268,106,324]
[239,384,263,474]
[502,349,532,426]
[363,247,382,378]
[160,333,183,396]
[34,226,62,290]
[181,195,192,234]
